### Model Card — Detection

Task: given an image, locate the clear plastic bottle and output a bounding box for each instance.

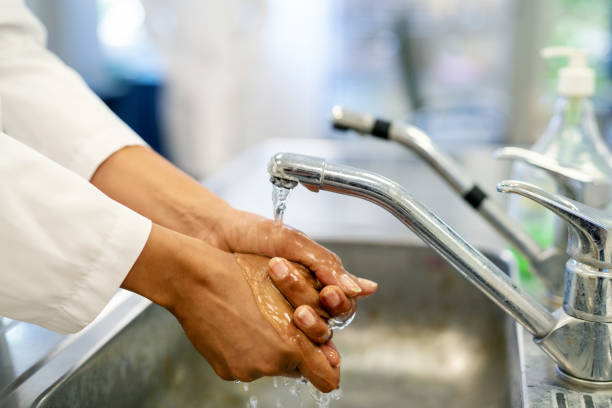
[509,47,612,288]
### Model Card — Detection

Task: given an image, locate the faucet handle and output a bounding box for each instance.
[498,180,612,268]
[494,147,610,208]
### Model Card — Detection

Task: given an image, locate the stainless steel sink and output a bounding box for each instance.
[34,241,516,408]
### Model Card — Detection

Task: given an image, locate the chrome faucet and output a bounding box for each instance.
[496,147,611,305]
[268,152,612,385]
[330,106,566,300]
[495,147,611,209]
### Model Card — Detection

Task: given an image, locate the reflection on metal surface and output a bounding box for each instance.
[339,325,483,381]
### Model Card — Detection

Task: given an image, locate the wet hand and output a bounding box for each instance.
[268,257,356,345]
[122,225,340,392]
[235,254,341,385]
[214,208,378,298]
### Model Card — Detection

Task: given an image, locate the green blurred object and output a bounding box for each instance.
[544,0,611,92]
[511,221,555,297]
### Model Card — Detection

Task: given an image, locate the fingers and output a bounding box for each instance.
[271,225,378,297]
[268,257,356,318]
[226,212,377,298]
[294,305,332,344]
[268,258,328,317]
[350,274,379,299]
[320,286,355,317]
[320,340,340,367]
[298,344,341,393]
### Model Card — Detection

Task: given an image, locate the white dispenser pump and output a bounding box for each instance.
[540,47,595,97]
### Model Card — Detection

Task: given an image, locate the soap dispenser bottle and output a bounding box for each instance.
[508,46,612,287]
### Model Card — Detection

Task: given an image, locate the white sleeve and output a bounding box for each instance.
[0,132,152,333]
[0,0,147,180]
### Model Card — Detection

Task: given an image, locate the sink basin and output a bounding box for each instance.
[34,241,515,408]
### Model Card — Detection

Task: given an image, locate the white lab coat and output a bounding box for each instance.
[0,0,152,333]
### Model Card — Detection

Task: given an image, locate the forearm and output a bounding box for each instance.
[91,146,231,248]
[91,145,377,297]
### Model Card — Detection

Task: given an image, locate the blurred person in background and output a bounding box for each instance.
[0,0,377,391]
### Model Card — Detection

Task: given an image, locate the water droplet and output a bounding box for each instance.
[248,395,258,408]
[273,377,279,388]
[242,382,249,392]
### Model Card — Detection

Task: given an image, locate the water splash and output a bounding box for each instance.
[309,382,343,408]
[237,377,342,407]
[235,380,250,392]
[328,311,356,331]
[272,185,291,226]
[247,395,258,408]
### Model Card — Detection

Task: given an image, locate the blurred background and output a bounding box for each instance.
[24,0,612,179]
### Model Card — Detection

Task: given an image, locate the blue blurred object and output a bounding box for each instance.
[100,80,166,157]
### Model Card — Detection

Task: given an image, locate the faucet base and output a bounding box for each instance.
[517,323,612,407]
[555,367,612,390]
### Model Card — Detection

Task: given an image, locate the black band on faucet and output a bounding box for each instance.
[463,185,487,209]
[371,119,391,139]
[332,123,350,131]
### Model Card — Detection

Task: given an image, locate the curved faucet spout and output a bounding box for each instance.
[268,152,557,338]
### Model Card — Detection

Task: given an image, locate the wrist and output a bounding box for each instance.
[179,198,233,248]
[91,145,233,247]
[121,223,209,310]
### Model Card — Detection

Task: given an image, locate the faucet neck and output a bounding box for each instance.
[564,259,612,322]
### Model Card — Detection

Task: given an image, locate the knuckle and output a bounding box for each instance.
[233,368,259,383]
[315,327,332,342]
[320,378,339,393]
[257,360,281,376]
[277,346,301,370]
[283,274,305,293]
[213,365,233,381]
[329,251,342,265]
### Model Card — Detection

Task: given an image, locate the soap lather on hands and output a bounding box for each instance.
[237,254,342,390]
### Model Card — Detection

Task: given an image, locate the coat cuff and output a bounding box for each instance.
[70,123,149,181]
[43,205,152,333]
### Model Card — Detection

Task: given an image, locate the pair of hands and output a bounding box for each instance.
[93,146,377,392]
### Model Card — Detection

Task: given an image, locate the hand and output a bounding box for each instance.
[122,224,340,392]
[91,146,378,302]
[267,257,356,344]
[212,208,378,299]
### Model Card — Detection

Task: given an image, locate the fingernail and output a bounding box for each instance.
[269,258,289,280]
[324,290,341,308]
[296,307,316,328]
[340,275,362,295]
[358,277,378,292]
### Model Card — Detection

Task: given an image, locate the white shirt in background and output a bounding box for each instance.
[0,0,152,333]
